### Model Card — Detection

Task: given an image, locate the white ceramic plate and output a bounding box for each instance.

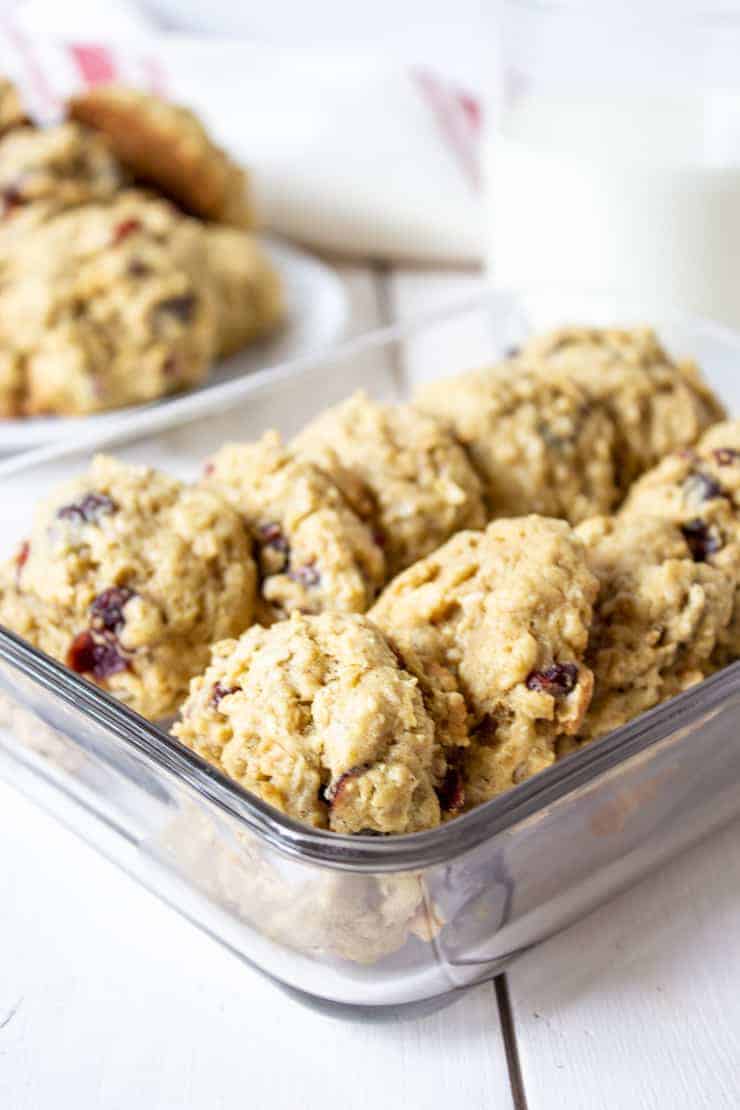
[0,237,348,452]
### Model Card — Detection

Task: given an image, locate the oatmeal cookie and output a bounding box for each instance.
[0,122,123,216]
[415,364,621,523]
[202,432,385,622]
[370,517,599,806]
[0,190,217,415]
[0,455,256,719]
[203,226,283,357]
[516,326,725,487]
[173,611,448,834]
[68,85,253,227]
[292,392,487,577]
[573,513,734,746]
[621,420,740,661]
[0,78,28,136]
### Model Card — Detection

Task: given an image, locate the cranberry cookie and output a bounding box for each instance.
[572,513,734,747]
[415,364,622,524]
[292,392,486,577]
[0,455,256,719]
[202,431,385,622]
[69,85,253,227]
[516,326,725,488]
[620,419,740,662]
[370,517,599,806]
[203,226,283,358]
[0,190,217,415]
[173,611,449,834]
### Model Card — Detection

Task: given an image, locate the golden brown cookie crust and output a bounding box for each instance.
[68,84,253,227]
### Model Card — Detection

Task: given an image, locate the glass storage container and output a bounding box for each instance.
[1,291,739,1015]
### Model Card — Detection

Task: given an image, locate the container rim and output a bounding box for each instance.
[2,626,739,872]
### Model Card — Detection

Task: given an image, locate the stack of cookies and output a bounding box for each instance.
[2,325,738,836]
[0,80,283,417]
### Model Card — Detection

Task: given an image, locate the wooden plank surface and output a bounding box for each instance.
[0,261,515,1110]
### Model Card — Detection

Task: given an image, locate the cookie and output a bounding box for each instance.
[0,190,218,416]
[0,78,29,136]
[573,513,734,746]
[203,226,283,357]
[292,392,487,577]
[201,431,385,622]
[0,455,257,720]
[415,364,621,524]
[173,611,447,834]
[620,420,740,662]
[68,85,253,227]
[370,517,599,806]
[0,122,123,216]
[515,326,725,487]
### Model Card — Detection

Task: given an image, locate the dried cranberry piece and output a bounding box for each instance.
[258,522,290,555]
[161,355,180,377]
[112,217,141,245]
[127,258,151,278]
[288,560,321,588]
[713,447,740,466]
[1,183,23,219]
[526,662,579,696]
[203,461,215,477]
[681,519,721,562]
[324,765,366,806]
[683,471,724,503]
[90,587,135,634]
[436,765,465,814]
[67,631,129,679]
[156,293,196,323]
[371,527,386,549]
[472,713,497,743]
[210,682,238,709]
[15,540,29,570]
[57,492,117,525]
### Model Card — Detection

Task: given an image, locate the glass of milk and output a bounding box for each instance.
[485,1,740,328]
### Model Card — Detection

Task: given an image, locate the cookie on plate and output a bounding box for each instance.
[620,419,740,663]
[201,431,385,623]
[571,513,734,748]
[292,392,487,578]
[68,85,253,227]
[0,78,29,136]
[370,517,599,806]
[203,226,283,358]
[0,455,257,720]
[173,611,449,834]
[0,190,217,416]
[415,363,622,524]
[0,122,123,215]
[515,326,725,488]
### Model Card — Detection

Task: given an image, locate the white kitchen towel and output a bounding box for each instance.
[0,16,484,263]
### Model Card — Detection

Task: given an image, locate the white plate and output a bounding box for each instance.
[0,237,348,452]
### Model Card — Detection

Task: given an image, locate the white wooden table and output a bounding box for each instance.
[2,261,740,1110]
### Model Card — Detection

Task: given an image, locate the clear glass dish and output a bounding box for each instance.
[1,290,739,1016]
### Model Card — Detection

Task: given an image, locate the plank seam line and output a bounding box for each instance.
[495,975,529,1110]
